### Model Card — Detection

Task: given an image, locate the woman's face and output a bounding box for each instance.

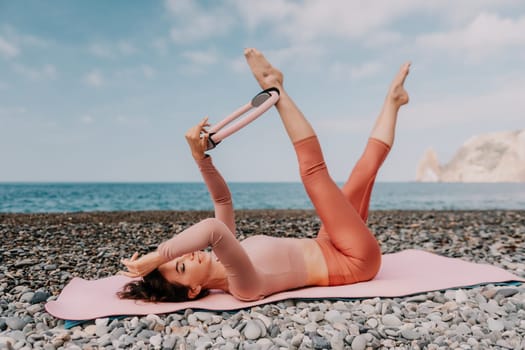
[158,251,212,291]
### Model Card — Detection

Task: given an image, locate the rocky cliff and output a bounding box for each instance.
[416,129,525,182]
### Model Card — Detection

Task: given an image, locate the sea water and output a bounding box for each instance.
[0,182,524,213]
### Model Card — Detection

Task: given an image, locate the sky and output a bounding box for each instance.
[1,0,524,182]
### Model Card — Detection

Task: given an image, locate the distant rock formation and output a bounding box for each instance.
[416,129,525,182]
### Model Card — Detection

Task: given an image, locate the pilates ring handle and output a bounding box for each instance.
[206,87,280,150]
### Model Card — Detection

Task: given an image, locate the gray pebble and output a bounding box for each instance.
[242,342,261,350]
[150,334,162,347]
[496,288,518,298]
[331,335,345,350]
[121,335,136,347]
[308,311,324,322]
[30,291,50,304]
[110,327,126,340]
[6,318,26,331]
[96,324,108,337]
[269,325,279,338]
[324,310,344,324]
[243,320,261,340]
[311,334,330,349]
[7,331,24,343]
[0,336,15,348]
[138,329,157,339]
[381,314,402,328]
[305,322,318,333]
[406,294,428,303]
[26,306,41,317]
[360,304,375,315]
[256,338,273,350]
[366,318,378,328]
[221,325,240,338]
[455,323,471,336]
[162,335,177,349]
[290,315,309,325]
[401,328,420,340]
[291,333,303,347]
[194,311,214,322]
[44,264,57,271]
[482,300,503,315]
[95,317,109,327]
[273,337,289,347]
[0,318,7,331]
[454,290,468,303]
[19,292,34,303]
[351,334,367,350]
[487,318,504,332]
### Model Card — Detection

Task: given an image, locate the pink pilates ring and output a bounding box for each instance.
[206,87,280,150]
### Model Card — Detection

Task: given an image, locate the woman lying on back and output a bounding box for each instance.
[118,48,411,302]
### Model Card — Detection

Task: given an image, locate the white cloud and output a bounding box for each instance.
[229,0,296,29]
[231,0,417,43]
[316,117,374,134]
[80,114,95,124]
[403,75,525,130]
[141,65,156,79]
[13,63,57,80]
[416,13,525,58]
[89,41,138,59]
[0,26,49,59]
[117,41,137,55]
[165,0,233,43]
[229,0,523,49]
[181,50,218,66]
[152,38,168,55]
[0,36,20,58]
[84,70,104,87]
[230,56,247,73]
[265,45,325,69]
[89,43,113,58]
[330,61,384,80]
[365,31,403,48]
[0,106,27,118]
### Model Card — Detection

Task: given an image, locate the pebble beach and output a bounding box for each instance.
[1,210,524,349]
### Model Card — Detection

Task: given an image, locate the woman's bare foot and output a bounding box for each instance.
[388,62,410,107]
[244,48,284,90]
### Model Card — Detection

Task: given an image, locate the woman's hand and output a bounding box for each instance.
[185,117,211,161]
[119,251,166,278]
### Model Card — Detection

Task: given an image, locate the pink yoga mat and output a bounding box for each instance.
[45,249,524,320]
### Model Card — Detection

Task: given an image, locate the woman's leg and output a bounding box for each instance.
[244,49,380,276]
[340,63,410,221]
[244,48,315,143]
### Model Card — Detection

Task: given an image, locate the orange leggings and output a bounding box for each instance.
[293,136,390,285]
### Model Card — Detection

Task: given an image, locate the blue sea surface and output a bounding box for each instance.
[0,182,524,213]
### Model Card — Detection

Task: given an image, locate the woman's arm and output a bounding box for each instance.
[185,118,236,234]
[158,218,261,300]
